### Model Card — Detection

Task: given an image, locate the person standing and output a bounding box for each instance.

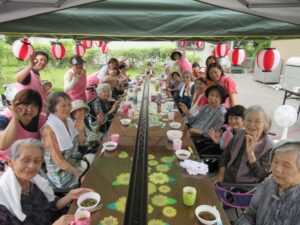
[64,56,87,102]
[170,50,192,74]
[15,51,49,111]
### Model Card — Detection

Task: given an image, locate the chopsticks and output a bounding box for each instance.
[89,204,103,213]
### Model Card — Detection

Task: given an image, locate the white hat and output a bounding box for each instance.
[71,100,90,114]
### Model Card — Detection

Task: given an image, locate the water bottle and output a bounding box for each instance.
[157,93,162,113]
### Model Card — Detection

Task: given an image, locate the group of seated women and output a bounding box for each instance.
[0,51,299,225]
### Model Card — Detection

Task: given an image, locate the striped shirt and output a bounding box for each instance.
[235,178,300,225]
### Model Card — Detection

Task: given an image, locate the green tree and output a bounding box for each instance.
[233,40,271,57]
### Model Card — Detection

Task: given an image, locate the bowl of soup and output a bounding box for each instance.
[77,192,101,211]
[103,141,118,151]
[169,122,181,129]
[195,205,220,225]
[175,149,191,160]
[120,118,132,126]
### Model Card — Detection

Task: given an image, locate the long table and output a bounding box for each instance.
[70,95,230,225]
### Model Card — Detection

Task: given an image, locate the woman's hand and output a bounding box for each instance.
[245,134,259,164]
[111,100,121,112]
[74,112,85,132]
[67,187,94,200]
[208,128,221,144]
[211,173,225,185]
[210,168,225,185]
[10,101,24,121]
[189,128,203,135]
[52,215,74,225]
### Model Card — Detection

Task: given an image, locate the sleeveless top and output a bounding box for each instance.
[65,70,87,101]
[0,109,46,161]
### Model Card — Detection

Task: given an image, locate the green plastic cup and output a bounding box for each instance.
[183,186,197,206]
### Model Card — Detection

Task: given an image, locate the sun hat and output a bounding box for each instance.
[170,50,183,61]
[71,100,90,114]
[205,85,227,104]
[70,56,86,65]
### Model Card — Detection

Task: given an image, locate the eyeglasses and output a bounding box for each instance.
[19,158,43,165]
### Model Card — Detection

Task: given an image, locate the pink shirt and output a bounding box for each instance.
[0,110,47,161]
[177,57,192,74]
[65,70,87,101]
[86,72,101,101]
[215,75,237,108]
[16,70,46,112]
[192,92,208,108]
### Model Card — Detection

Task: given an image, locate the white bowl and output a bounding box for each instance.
[166,130,183,141]
[195,205,220,225]
[175,149,191,160]
[169,122,181,129]
[120,118,131,125]
[77,192,101,211]
[103,141,118,151]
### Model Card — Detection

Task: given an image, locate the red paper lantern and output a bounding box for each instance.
[12,37,34,60]
[95,40,104,47]
[195,41,204,48]
[256,48,281,72]
[230,48,246,66]
[213,47,219,58]
[215,43,230,58]
[51,42,66,60]
[179,41,187,47]
[81,40,93,49]
[101,43,108,54]
[73,42,86,57]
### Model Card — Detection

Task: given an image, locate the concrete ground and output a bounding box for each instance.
[230,72,300,140]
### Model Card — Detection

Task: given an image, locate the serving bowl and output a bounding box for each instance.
[175,149,191,160]
[77,192,101,211]
[195,205,220,225]
[169,122,181,129]
[120,118,131,125]
[166,130,183,141]
[103,141,118,151]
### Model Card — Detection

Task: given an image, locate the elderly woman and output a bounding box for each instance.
[0,139,92,225]
[0,89,46,169]
[89,83,120,134]
[64,56,87,101]
[42,92,90,188]
[235,140,300,225]
[167,71,183,98]
[178,77,208,117]
[174,72,194,109]
[206,63,237,108]
[212,105,273,184]
[180,85,226,153]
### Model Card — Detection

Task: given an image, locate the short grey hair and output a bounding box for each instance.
[96,83,112,97]
[10,139,45,160]
[244,105,271,132]
[272,141,300,170]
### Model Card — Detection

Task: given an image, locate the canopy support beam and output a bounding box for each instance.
[238,0,300,8]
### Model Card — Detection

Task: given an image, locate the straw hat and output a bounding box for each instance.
[71,100,90,114]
